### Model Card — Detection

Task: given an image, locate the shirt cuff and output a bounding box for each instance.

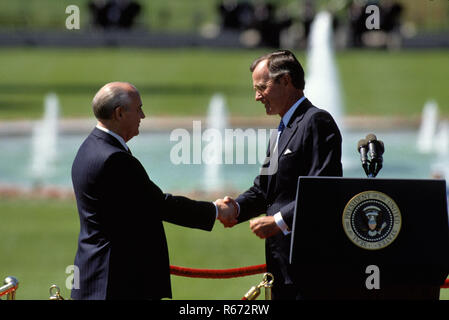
[213,202,218,220]
[274,212,291,235]
[235,202,240,217]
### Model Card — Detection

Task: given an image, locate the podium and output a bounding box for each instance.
[289,177,449,299]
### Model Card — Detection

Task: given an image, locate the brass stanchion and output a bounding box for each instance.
[263,273,273,300]
[0,276,19,300]
[243,272,274,300]
[49,285,64,300]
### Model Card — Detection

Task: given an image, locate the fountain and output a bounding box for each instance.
[417,100,439,154]
[30,92,60,187]
[203,93,229,191]
[304,11,343,128]
[435,120,449,157]
[430,119,449,180]
[302,10,356,173]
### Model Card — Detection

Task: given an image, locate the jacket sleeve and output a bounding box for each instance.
[236,173,270,223]
[101,152,216,233]
[302,111,343,177]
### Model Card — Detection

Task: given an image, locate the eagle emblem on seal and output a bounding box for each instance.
[342,191,402,250]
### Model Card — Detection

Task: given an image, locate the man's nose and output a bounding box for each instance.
[255,91,263,101]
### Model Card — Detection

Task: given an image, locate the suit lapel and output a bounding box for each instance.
[277,124,298,159]
[91,127,129,153]
[266,99,312,197]
[277,98,311,159]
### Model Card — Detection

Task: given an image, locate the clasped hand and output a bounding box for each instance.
[214,197,281,239]
[214,196,238,228]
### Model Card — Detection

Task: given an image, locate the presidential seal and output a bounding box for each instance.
[342,191,401,250]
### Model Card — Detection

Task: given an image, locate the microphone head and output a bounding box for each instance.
[357,139,368,151]
[366,133,377,142]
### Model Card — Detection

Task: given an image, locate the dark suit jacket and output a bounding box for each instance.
[235,98,342,296]
[71,127,216,300]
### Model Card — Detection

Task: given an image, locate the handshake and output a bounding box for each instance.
[214,196,239,228]
[214,196,282,239]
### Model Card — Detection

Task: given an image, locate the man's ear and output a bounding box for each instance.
[113,106,124,120]
[281,74,291,87]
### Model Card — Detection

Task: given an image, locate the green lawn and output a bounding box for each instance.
[1,197,448,300]
[0,48,448,120]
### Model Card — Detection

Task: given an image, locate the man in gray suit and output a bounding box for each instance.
[221,50,343,299]
[71,82,237,299]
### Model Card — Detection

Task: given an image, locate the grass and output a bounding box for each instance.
[1,197,448,300]
[0,198,78,299]
[0,48,264,119]
[0,48,448,120]
[338,50,449,117]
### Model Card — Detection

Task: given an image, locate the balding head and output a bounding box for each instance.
[92,82,139,120]
[92,82,145,142]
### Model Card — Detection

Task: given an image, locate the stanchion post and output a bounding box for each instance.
[243,272,274,300]
[49,285,64,300]
[0,276,19,300]
[263,273,274,300]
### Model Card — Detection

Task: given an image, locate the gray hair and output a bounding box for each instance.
[250,50,305,90]
[92,82,136,120]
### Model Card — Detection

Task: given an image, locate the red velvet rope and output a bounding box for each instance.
[170,264,449,289]
[0,285,18,297]
[170,264,267,279]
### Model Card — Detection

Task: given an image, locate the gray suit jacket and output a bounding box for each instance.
[236,98,343,292]
[71,128,216,300]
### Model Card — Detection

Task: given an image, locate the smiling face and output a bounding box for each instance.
[252,59,291,117]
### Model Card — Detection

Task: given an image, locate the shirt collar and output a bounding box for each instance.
[281,96,306,128]
[95,124,129,152]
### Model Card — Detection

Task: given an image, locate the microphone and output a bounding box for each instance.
[366,133,384,177]
[357,139,370,176]
[366,133,378,159]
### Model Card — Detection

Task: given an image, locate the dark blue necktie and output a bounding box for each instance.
[278,120,285,135]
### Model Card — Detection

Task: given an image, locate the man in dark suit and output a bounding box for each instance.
[223,50,343,299]
[71,82,237,300]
